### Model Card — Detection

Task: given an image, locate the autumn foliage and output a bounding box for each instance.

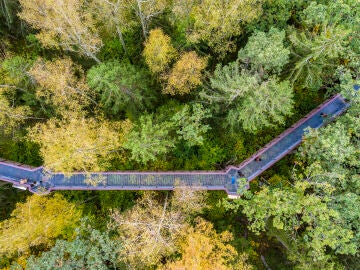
[164,51,207,95]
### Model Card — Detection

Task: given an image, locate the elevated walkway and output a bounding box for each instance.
[0,94,350,196]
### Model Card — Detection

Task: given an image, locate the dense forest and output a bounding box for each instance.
[0,0,359,269]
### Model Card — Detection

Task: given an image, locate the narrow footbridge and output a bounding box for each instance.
[0,94,350,196]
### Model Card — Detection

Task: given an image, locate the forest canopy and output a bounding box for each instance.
[0,0,359,269]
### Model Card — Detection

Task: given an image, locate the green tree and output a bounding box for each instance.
[0,56,34,91]
[288,0,359,90]
[0,92,31,135]
[0,56,36,136]
[202,27,294,132]
[26,224,119,269]
[246,0,302,32]
[233,77,293,133]
[0,56,44,118]
[203,62,258,103]
[87,61,152,114]
[227,181,356,269]
[238,27,290,74]
[204,63,293,133]
[0,194,81,257]
[171,104,211,147]
[123,114,175,163]
[289,26,349,91]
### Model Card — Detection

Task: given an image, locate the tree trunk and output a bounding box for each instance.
[116,25,131,62]
[135,0,147,40]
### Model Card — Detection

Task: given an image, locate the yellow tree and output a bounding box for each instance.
[173,0,263,57]
[0,194,81,257]
[163,217,253,270]
[0,91,31,136]
[143,28,177,74]
[110,189,205,269]
[27,113,132,172]
[18,0,102,62]
[0,56,34,135]
[164,51,207,95]
[29,57,95,115]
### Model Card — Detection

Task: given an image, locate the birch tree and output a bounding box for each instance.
[18,0,102,62]
[132,0,169,39]
[173,0,263,57]
[30,57,95,115]
[0,92,31,135]
[110,190,205,268]
[0,0,21,33]
[90,0,136,58]
[27,114,132,172]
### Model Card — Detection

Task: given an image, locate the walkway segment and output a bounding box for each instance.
[0,94,350,196]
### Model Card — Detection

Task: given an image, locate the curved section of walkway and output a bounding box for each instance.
[0,94,350,196]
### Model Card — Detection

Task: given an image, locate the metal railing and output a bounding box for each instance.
[0,94,350,196]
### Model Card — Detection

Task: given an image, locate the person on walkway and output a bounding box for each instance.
[20,178,27,184]
[320,112,328,117]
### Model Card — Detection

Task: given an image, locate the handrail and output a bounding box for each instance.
[0,94,350,196]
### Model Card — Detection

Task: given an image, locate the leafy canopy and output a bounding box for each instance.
[124,114,175,164]
[238,27,290,74]
[164,51,207,95]
[163,217,253,270]
[205,63,293,133]
[143,28,177,74]
[30,57,94,115]
[28,114,132,172]
[171,104,211,147]
[26,224,120,270]
[176,0,263,57]
[18,0,102,62]
[0,194,81,256]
